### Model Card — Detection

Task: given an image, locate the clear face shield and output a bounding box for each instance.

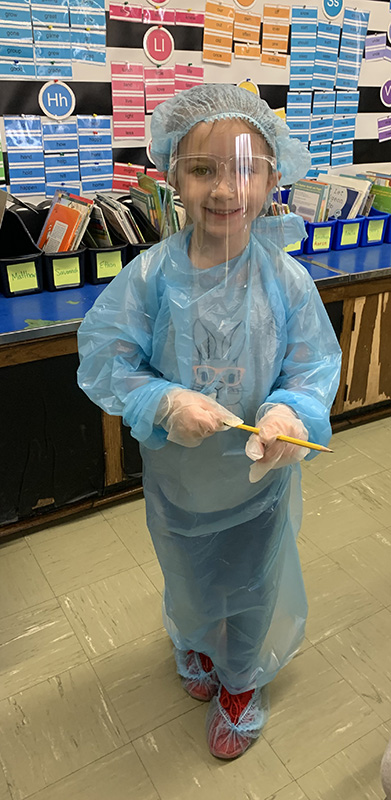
[167,119,281,271]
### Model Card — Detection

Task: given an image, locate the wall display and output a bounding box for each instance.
[144,65,175,112]
[77,115,113,192]
[38,79,75,119]
[381,79,391,108]
[336,7,369,91]
[42,119,80,198]
[111,61,145,140]
[365,33,386,61]
[234,42,260,58]
[290,6,317,90]
[143,25,174,65]
[109,4,143,22]
[313,20,340,90]
[233,9,261,42]
[237,78,259,94]
[323,0,343,20]
[142,7,176,25]
[261,4,289,52]
[286,91,311,143]
[4,115,45,195]
[378,116,391,143]
[174,63,203,92]
[112,160,144,191]
[0,0,106,79]
[203,0,235,65]
[0,0,390,194]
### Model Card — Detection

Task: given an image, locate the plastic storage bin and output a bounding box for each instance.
[84,232,129,284]
[127,242,155,261]
[360,209,389,247]
[332,216,363,250]
[0,209,44,297]
[274,189,290,205]
[9,202,86,291]
[384,213,391,244]
[284,236,305,256]
[303,220,336,254]
[43,248,86,291]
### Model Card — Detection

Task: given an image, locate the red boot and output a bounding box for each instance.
[177,649,220,701]
[207,685,265,759]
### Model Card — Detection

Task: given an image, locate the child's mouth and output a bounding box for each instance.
[205,208,243,217]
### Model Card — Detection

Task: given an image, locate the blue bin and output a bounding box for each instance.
[303,220,336,254]
[383,212,391,243]
[360,209,389,247]
[332,216,363,250]
[273,189,290,205]
[284,236,305,256]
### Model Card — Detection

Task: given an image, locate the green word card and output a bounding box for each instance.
[0,149,5,183]
[7,261,38,293]
[284,239,302,253]
[367,219,384,243]
[53,256,81,288]
[340,223,360,247]
[96,250,122,279]
[312,227,332,251]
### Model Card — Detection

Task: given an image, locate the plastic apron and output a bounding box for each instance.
[77,128,341,693]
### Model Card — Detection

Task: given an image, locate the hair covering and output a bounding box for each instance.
[150,83,311,186]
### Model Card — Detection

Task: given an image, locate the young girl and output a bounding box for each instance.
[77,84,341,760]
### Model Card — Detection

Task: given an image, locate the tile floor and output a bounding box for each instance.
[1,419,391,800]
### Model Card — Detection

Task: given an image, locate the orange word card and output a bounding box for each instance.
[203,1,235,64]
[233,10,261,43]
[260,51,287,68]
[262,4,290,53]
[234,42,261,58]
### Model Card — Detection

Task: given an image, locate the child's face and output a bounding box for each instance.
[171,118,277,243]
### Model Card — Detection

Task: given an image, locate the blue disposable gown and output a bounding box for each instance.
[77,216,341,693]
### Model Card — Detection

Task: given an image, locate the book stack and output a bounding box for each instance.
[129,172,183,239]
[37,190,94,254]
[366,172,391,214]
[288,174,374,223]
[35,170,188,257]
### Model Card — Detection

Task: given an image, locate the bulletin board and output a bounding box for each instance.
[0,0,390,198]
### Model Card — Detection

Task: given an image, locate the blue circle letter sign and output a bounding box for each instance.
[323,0,342,19]
[38,81,76,120]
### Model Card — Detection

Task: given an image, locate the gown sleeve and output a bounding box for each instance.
[260,252,342,456]
[77,252,183,450]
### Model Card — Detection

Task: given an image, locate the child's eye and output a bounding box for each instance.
[192,166,211,177]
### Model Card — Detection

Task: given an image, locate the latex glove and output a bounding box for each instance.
[155,388,243,448]
[245,403,309,483]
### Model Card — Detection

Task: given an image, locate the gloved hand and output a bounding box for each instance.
[155,388,243,448]
[245,403,309,483]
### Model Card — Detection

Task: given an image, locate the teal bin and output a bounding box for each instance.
[360,209,389,247]
[332,216,363,250]
[303,220,336,254]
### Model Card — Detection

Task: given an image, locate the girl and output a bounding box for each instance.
[77,84,341,760]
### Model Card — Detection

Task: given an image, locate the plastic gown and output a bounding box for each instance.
[77,214,341,694]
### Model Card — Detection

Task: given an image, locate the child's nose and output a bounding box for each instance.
[211,164,236,197]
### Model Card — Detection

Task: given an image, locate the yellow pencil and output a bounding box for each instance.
[231,423,333,453]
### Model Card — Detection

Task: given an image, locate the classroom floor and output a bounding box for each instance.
[1,419,391,800]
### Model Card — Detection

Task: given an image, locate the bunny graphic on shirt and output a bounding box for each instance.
[192,319,246,419]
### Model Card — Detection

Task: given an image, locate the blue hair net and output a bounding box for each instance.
[150,83,311,186]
